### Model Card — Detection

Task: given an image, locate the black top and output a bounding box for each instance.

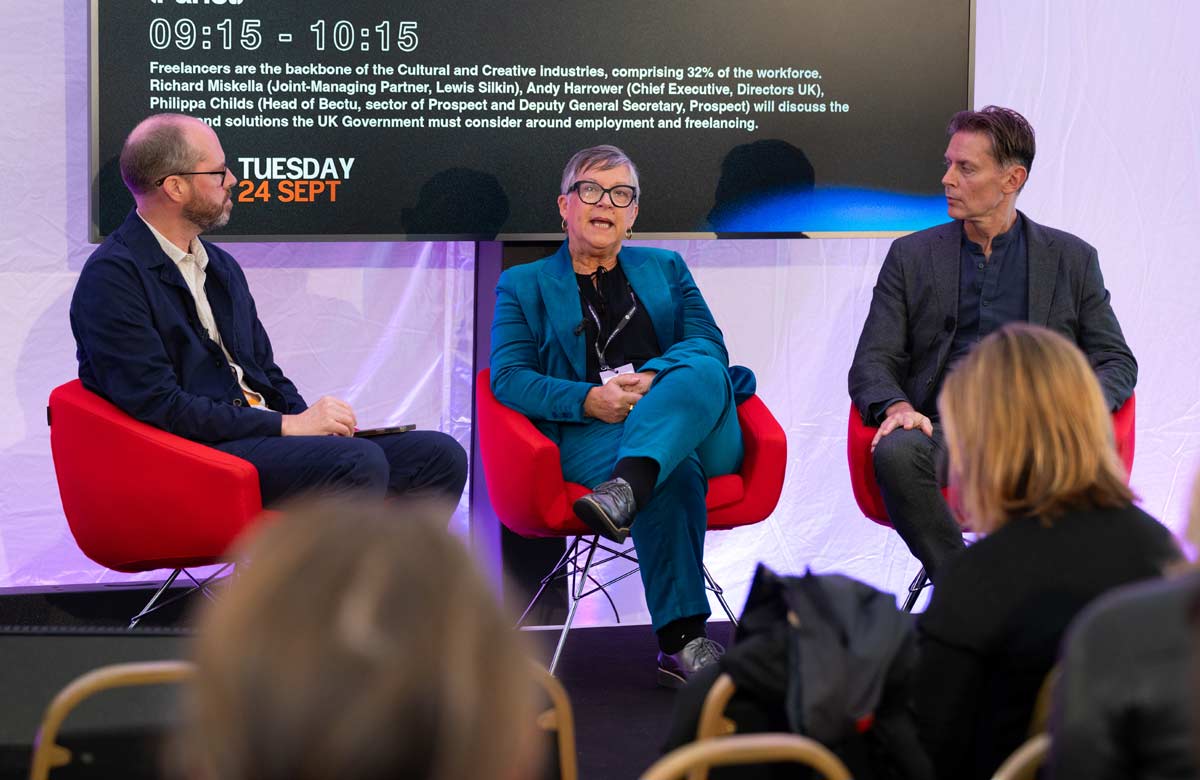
[1051,570,1200,780]
[914,503,1180,780]
[576,263,661,385]
[946,214,1029,371]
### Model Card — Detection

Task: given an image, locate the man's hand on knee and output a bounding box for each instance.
[871,401,933,452]
[281,395,357,437]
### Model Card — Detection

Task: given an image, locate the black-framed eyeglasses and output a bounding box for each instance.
[155,166,230,187]
[568,180,638,208]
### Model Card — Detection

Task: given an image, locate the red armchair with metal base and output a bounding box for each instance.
[476,369,787,673]
[847,394,1136,610]
[47,379,273,626]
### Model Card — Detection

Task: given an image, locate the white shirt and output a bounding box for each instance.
[137,213,268,408]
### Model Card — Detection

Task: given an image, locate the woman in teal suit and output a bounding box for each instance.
[490,145,753,687]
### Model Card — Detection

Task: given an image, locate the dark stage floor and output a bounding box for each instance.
[0,582,730,779]
[530,621,735,780]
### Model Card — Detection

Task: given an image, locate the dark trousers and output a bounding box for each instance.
[871,425,964,580]
[213,430,468,508]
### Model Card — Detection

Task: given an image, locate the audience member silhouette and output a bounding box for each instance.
[1049,471,1200,780]
[177,498,539,780]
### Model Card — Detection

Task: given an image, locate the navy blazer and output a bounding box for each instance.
[70,210,306,443]
[490,242,753,439]
[849,214,1137,421]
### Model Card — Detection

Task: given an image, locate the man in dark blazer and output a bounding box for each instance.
[849,106,1136,579]
[71,114,467,508]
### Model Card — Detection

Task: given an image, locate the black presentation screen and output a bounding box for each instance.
[91,0,973,241]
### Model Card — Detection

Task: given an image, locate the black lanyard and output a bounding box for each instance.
[586,286,638,372]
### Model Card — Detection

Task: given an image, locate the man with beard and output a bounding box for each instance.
[70,114,467,509]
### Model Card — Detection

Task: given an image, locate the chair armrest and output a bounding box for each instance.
[475,370,574,536]
[731,395,787,523]
[1111,392,1136,478]
[847,402,891,524]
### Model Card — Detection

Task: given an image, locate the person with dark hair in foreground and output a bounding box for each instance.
[1049,473,1200,780]
[849,105,1137,581]
[915,323,1179,780]
[490,144,755,687]
[70,114,467,509]
[178,499,539,780]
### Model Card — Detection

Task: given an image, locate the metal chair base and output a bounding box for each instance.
[518,537,739,675]
[128,564,232,628]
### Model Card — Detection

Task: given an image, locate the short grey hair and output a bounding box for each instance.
[119,114,205,195]
[559,145,640,199]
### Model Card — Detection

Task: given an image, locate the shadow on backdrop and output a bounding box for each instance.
[707,139,815,235]
[402,167,511,239]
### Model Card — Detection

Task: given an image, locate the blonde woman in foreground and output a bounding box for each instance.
[176,499,540,780]
[912,322,1179,780]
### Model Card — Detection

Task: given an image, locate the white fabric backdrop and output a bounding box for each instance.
[2,3,1198,625]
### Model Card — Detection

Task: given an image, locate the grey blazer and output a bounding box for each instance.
[848,213,1137,422]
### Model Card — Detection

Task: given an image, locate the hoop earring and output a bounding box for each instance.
[561,219,568,232]
[625,227,633,240]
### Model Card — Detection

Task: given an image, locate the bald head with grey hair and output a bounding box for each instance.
[559,145,641,199]
[119,113,207,197]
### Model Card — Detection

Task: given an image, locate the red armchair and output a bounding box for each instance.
[847,394,1136,609]
[48,380,273,626]
[476,369,786,673]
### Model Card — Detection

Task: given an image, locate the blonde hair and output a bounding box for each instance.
[938,323,1133,534]
[180,498,537,780]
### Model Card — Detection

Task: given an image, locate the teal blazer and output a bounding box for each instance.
[490,242,753,436]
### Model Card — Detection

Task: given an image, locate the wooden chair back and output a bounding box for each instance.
[531,662,578,780]
[642,734,852,780]
[29,661,194,780]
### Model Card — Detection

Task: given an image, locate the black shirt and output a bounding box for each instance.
[869,216,1030,424]
[947,214,1029,369]
[915,503,1180,780]
[576,263,661,385]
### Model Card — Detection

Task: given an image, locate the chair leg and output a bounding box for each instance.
[901,567,929,613]
[183,563,234,602]
[517,539,581,627]
[548,537,601,676]
[129,569,182,628]
[128,564,235,628]
[702,563,739,627]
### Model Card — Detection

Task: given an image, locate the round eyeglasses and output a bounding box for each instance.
[568,180,638,208]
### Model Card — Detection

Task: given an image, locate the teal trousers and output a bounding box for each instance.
[557,355,743,630]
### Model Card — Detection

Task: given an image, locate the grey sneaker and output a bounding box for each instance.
[573,477,637,543]
[656,637,725,689]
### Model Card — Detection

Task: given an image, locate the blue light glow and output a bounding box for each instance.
[708,187,952,233]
